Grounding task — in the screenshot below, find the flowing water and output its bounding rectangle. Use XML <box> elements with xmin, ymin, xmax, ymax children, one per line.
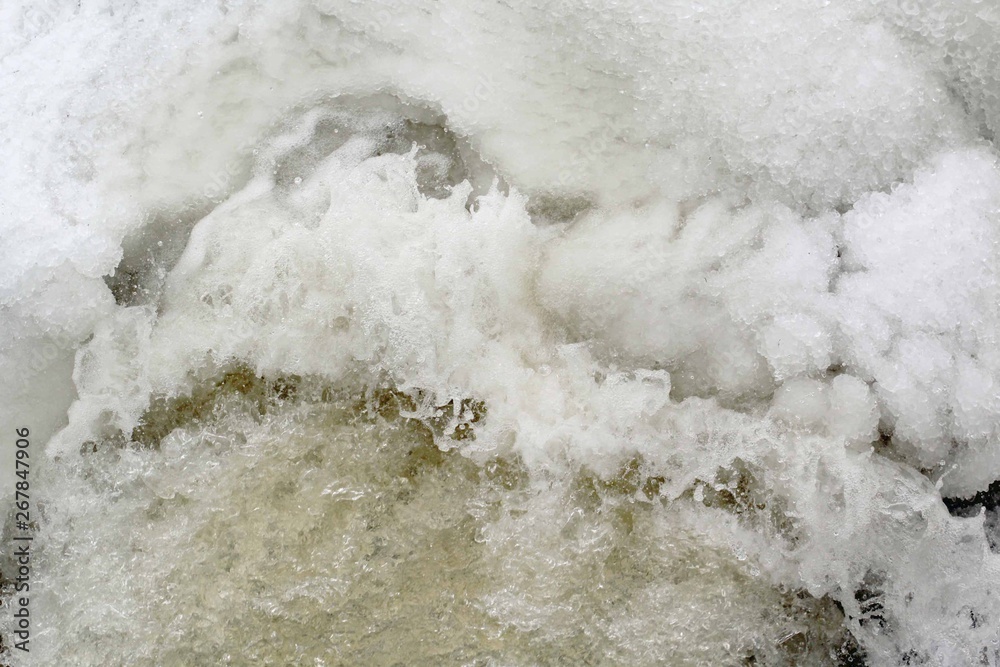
<box><xmin>2</xmin><ymin>1</ymin><xmax>1000</xmax><ymax>665</ymax></box>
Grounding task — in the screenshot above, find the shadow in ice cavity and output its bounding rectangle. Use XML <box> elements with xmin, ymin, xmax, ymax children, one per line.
<box><xmin>105</xmin><ymin>203</ymin><xmax>217</xmax><ymax>308</ymax></box>
<box><xmin>525</xmin><ymin>191</ymin><xmax>594</xmax><ymax>226</ymax></box>
<box><xmin>272</xmin><ymin>93</ymin><xmax>502</xmax><ymax>204</ymax></box>
<box><xmin>943</xmin><ymin>480</ymin><xmax>1000</xmax><ymax>552</ymax></box>
<box><xmin>105</xmin><ymin>94</ymin><xmax>504</xmax><ymax>310</ymax></box>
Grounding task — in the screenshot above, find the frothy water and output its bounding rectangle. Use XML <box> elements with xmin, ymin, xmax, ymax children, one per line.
<box><xmin>2</xmin><ymin>1</ymin><xmax>1000</xmax><ymax>665</ymax></box>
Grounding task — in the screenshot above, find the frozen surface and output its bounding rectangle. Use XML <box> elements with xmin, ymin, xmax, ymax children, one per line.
<box><xmin>3</xmin><ymin>0</ymin><xmax>1000</xmax><ymax>665</ymax></box>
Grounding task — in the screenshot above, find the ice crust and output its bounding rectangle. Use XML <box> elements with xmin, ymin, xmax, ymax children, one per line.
<box><xmin>4</xmin><ymin>0</ymin><xmax>1000</xmax><ymax>664</ymax></box>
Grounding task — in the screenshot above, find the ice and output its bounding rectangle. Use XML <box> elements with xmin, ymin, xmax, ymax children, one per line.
<box><xmin>835</xmin><ymin>150</ymin><xmax>1000</xmax><ymax>486</ymax></box>
<box><xmin>3</xmin><ymin>0</ymin><xmax>1000</xmax><ymax>665</ymax></box>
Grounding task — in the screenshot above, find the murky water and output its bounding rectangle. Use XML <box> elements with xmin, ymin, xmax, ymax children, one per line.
<box><xmin>3</xmin><ymin>1</ymin><xmax>1000</xmax><ymax>665</ymax></box>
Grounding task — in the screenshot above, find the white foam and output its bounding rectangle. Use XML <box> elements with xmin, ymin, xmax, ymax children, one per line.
<box><xmin>4</xmin><ymin>0</ymin><xmax>1000</xmax><ymax>664</ymax></box>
